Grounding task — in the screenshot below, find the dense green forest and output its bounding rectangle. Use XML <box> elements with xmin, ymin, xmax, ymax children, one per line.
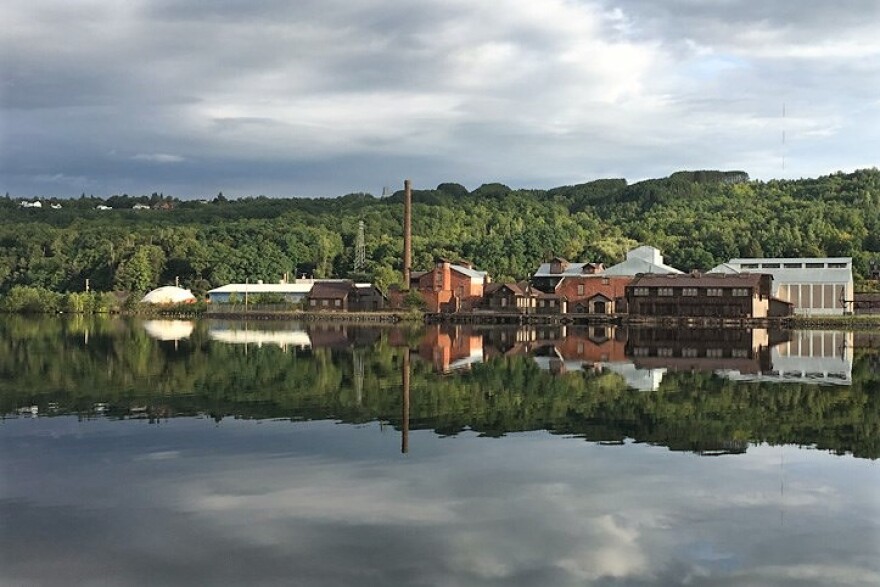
<box><xmin>2</xmin><ymin>317</ymin><xmax>879</xmax><ymax>459</ymax></box>
<box><xmin>3</xmin><ymin>168</ymin><xmax>879</xmax><ymax>298</ymax></box>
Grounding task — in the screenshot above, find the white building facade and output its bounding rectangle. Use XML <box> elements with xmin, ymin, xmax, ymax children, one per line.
<box><xmin>710</xmin><ymin>257</ymin><xmax>854</xmax><ymax>315</ymax></box>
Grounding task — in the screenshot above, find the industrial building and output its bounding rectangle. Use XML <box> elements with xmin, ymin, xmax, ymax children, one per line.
<box><xmin>709</xmin><ymin>257</ymin><xmax>854</xmax><ymax>315</ymax></box>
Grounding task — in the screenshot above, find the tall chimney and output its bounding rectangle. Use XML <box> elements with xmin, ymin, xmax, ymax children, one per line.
<box><xmin>403</xmin><ymin>179</ymin><xmax>412</xmax><ymax>288</ymax></box>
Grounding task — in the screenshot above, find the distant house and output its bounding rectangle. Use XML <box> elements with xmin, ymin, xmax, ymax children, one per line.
<box><xmin>415</xmin><ymin>259</ymin><xmax>488</xmax><ymax>313</ymax></box>
<box><xmin>710</xmin><ymin>257</ymin><xmax>853</xmax><ymax>315</ymax></box>
<box><xmin>19</xmin><ymin>200</ymin><xmax>42</xmax><ymax>208</ymax></box>
<box><xmin>96</xmin><ymin>205</ymin><xmax>112</xmax><ymax>210</ymax></box>
<box><xmin>132</xmin><ymin>203</ymin><xmax>151</xmax><ymax>210</ymax></box>
<box><xmin>554</xmin><ymin>275</ymin><xmax>631</xmax><ymax>314</ymax></box>
<box><xmin>308</xmin><ymin>281</ymin><xmax>355</xmax><ymax>311</ymax></box>
<box><xmin>306</xmin><ymin>281</ymin><xmax>386</xmax><ymax>312</ymax></box>
<box><xmin>626</xmin><ymin>272</ymin><xmax>776</xmax><ymax>318</ymax></box>
<box><xmin>482</xmin><ymin>281</ymin><xmax>536</xmax><ymax>313</ymax></box>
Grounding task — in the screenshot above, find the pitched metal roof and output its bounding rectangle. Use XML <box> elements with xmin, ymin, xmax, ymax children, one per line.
<box><xmin>629</xmin><ymin>272</ymin><xmax>766</xmax><ymax>288</ymax></box>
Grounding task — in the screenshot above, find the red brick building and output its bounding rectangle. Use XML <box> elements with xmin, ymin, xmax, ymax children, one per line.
<box><xmin>414</xmin><ymin>259</ymin><xmax>488</xmax><ymax>313</ymax></box>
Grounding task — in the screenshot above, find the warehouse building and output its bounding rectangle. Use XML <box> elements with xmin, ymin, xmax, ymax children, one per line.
<box><xmin>709</xmin><ymin>257</ymin><xmax>853</xmax><ymax>315</ymax></box>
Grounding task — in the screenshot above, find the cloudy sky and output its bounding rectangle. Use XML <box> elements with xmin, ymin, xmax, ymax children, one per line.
<box><xmin>2</xmin><ymin>0</ymin><xmax>879</xmax><ymax>197</ymax></box>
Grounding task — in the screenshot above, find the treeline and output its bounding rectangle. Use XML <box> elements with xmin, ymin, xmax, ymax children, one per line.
<box><xmin>1</xmin><ymin>317</ymin><xmax>879</xmax><ymax>459</ymax></box>
<box><xmin>3</xmin><ymin>168</ymin><xmax>879</xmax><ymax>297</ymax></box>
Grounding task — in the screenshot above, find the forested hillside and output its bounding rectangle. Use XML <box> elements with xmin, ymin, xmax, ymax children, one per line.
<box><xmin>2</xmin><ymin>168</ymin><xmax>879</xmax><ymax>296</ymax></box>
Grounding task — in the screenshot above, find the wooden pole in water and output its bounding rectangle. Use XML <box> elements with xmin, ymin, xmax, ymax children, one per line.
<box><xmin>402</xmin><ymin>350</ymin><xmax>410</xmax><ymax>454</ymax></box>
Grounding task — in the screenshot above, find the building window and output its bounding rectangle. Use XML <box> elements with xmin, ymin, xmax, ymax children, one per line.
<box><xmin>633</xmin><ymin>287</ymin><xmax>649</xmax><ymax>296</ymax></box>
<box><xmin>731</xmin><ymin>349</ymin><xmax>749</xmax><ymax>358</ymax></box>
<box><xmin>806</xmin><ymin>262</ymin><xmax>825</xmax><ymax>268</ymax></box>
<box><xmin>761</xmin><ymin>263</ymin><xmax>780</xmax><ymax>268</ymax></box>
<box><xmin>310</xmin><ymin>299</ymin><xmax>316</xmax><ymax>307</ymax></box>
<box><xmin>707</xmin><ymin>288</ymin><xmax>723</xmax><ymax>297</ymax></box>
<box><xmin>501</xmin><ymin>298</ymin><xmax>507</xmax><ymax>307</ymax></box>
<box><xmin>602</xmin><ymin>278</ymin><xmax>610</xmax><ymax>285</ymax></box>
<box><xmin>707</xmin><ymin>348</ymin><xmax>723</xmax><ymax>358</ymax></box>
<box><xmin>784</xmin><ymin>263</ymin><xmax>802</xmax><ymax>269</ymax></box>
<box><xmin>658</xmin><ymin>287</ymin><xmax>673</xmax><ymax>297</ymax></box>
<box><xmin>732</xmin><ymin>288</ymin><xmax>750</xmax><ymax>297</ymax></box>
<box><xmin>742</xmin><ymin>263</ymin><xmax>759</xmax><ymax>269</ymax></box>
<box><xmin>682</xmin><ymin>288</ymin><xmax>697</xmax><ymax>296</ymax></box>
<box><xmin>321</xmin><ymin>299</ymin><xmax>329</xmax><ymax>306</ymax></box>
<box><xmin>657</xmin><ymin>347</ymin><xmax>673</xmax><ymax>357</ymax></box>
<box><xmin>682</xmin><ymin>348</ymin><xmax>698</xmax><ymax>358</ymax></box>
<box><xmin>577</xmin><ymin>284</ymin><xmax>585</xmax><ymax>296</ymax></box>
<box><xmin>549</xmin><ymin>299</ymin><xmax>555</xmax><ymax>307</ymax></box>
<box><xmin>828</xmin><ymin>262</ymin><xmax>848</xmax><ymax>268</ymax></box>
<box><xmin>334</xmin><ymin>299</ymin><xmax>342</xmax><ymax>307</ymax></box>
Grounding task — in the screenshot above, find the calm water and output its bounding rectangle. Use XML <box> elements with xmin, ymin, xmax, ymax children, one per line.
<box><xmin>1</xmin><ymin>317</ymin><xmax>879</xmax><ymax>586</ymax></box>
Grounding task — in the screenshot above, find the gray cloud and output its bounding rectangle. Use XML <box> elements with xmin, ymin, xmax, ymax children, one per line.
<box><xmin>1</xmin><ymin>1</ymin><xmax>877</xmax><ymax>196</ymax></box>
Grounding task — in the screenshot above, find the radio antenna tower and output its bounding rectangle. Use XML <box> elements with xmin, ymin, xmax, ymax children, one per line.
<box><xmin>354</xmin><ymin>220</ymin><xmax>366</xmax><ymax>273</ymax></box>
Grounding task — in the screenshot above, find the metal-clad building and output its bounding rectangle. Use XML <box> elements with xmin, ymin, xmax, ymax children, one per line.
<box><xmin>710</xmin><ymin>257</ymin><xmax>853</xmax><ymax>315</ymax></box>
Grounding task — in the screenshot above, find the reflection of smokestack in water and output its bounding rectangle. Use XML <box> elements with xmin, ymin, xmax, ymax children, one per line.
<box><xmin>402</xmin><ymin>350</ymin><xmax>410</xmax><ymax>454</ymax></box>
<box><xmin>403</xmin><ymin>179</ymin><xmax>412</xmax><ymax>288</ymax></box>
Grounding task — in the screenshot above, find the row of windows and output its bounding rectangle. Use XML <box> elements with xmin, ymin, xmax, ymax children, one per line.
<box><xmin>632</xmin><ymin>347</ymin><xmax>752</xmax><ymax>358</ymax></box>
<box><xmin>633</xmin><ymin>287</ymin><xmax>752</xmax><ymax>297</ymax></box>
<box><xmin>740</xmin><ymin>262</ymin><xmax>848</xmax><ymax>269</ymax></box>
<box><xmin>309</xmin><ymin>299</ymin><xmax>343</xmax><ymax>307</ymax></box>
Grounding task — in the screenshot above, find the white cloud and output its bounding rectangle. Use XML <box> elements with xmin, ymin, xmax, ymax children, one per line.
<box><xmin>2</xmin><ymin>0</ymin><xmax>878</xmax><ymax>195</ymax></box>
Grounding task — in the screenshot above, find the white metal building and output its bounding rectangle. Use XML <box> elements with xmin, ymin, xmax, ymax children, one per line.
<box><xmin>603</xmin><ymin>245</ymin><xmax>683</xmax><ymax>276</ymax></box>
<box><xmin>710</xmin><ymin>257</ymin><xmax>854</xmax><ymax>315</ymax></box>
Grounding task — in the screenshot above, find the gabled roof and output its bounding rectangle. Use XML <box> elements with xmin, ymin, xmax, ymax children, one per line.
<box><xmin>533</xmin><ymin>262</ymin><xmax>602</xmax><ymax>278</ymax></box>
<box><xmin>485</xmin><ymin>282</ymin><xmax>528</xmax><ymax>296</ymax></box>
<box><xmin>310</xmin><ymin>280</ymin><xmax>355</xmax><ymax>299</ymax></box>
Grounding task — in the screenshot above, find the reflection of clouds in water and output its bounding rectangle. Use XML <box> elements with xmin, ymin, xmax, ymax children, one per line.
<box><xmin>1</xmin><ymin>419</ymin><xmax>878</xmax><ymax>586</ymax></box>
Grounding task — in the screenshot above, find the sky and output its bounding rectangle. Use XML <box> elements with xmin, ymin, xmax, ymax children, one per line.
<box><xmin>2</xmin><ymin>0</ymin><xmax>879</xmax><ymax>198</ymax></box>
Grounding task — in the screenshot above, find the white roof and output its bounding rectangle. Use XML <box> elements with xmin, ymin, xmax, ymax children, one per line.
<box><xmin>208</xmin><ymin>283</ymin><xmax>314</xmax><ymax>294</ymax></box>
<box><xmin>141</xmin><ymin>286</ymin><xmax>197</xmax><ymax>304</ymax></box>
<box><xmin>451</xmin><ymin>264</ymin><xmax>488</xmax><ymax>281</ymax></box>
<box><xmin>710</xmin><ymin>257</ymin><xmax>853</xmax><ymax>285</ymax></box>
<box><xmin>604</xmin><ymin>246</ymin><xmax>682</xmax><ymax>276</ymax></box>
<box><xmin>208</xmin><ymin>280</ymin><xmax>370</xmax><ymax>295</ymax></box>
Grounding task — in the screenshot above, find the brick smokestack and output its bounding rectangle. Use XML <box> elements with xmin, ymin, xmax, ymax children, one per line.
<box><xmin>403</xmin><ymin>179</ymin><xmax>412</xmax><ymax>288</ymax></box>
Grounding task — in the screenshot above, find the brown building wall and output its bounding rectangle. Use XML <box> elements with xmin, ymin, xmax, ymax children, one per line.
<box><xmin>555</xmin><ymin>276</ymin><xmax>632</xmax><ymax>313</ymax></box>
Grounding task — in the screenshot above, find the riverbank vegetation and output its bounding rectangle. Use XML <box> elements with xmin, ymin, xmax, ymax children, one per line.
<box><xmin>3</xmin><ymin>168</ymin><xmax>879</xmax><ymax>299</ymax></box>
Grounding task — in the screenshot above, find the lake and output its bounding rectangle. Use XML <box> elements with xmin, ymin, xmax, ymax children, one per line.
<box><xmin>1</xmin><ymin>317</ymin><xmax>878</xmax><ymax>586</ymax></box>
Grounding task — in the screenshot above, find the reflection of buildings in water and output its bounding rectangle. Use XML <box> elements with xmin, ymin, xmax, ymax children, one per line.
<box><xmin>600</xmin><ymin>362</ymin><xmax>667</xmax><ymax>392</ymax></box>
<box><xmin>142</xmin><ymin>320</ymin><xmax>195</xmax><ymax>341</ymax></box>
<box><xmin>207</xmin><ymin>325</ymin><xmax>311</xmax><ymax>349</ymax></box>
<box><xmin>419</xmin><ymin>325</ymin><xmax>484</xmax><ymax>373</ymax></box>
<box><xmin>528</xmin><ymin>326</ymin><xmax>631</xmax><ymax>376</ymax></box>
<box><xmin>723</xmin><ymin>330</ymin><xmax>853</xmax><ymax>385</ymax></box>
<box><xmin>626</xmin><ymin>328</ymin><xmax>774</xmax><ymax>375</ymax></box>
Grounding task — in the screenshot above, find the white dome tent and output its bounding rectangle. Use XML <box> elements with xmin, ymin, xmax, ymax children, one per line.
<box><xmin>140</xmin><ymin>286</ymin><xmax>197</xmax><ymax>305</ymax></box>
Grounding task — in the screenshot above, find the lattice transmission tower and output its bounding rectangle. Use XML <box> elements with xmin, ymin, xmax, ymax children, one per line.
<box><xmin>354</xmin><ymin>220</ymin><xmax>366</xmax><ymax>273</ymax></box>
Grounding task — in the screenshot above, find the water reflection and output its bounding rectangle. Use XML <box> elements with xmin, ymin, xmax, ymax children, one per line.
<box><xmin>142</xmin><ymin>319</ymin><xmax>194</xmax><ymax>341</ymax></box>
<box><xmin>2</xmin><ymin>317</ymin><xmax>879</xmax><ymax>585</ymax></box>
<box><xmin>0</xmin><ymin>317</ymin><xmax>878</xmax><ymax>459</ymax></box>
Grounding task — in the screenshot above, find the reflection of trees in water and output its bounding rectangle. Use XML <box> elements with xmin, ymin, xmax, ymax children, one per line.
<box><xmin>1</xmin><ymin>317</ymin><xmax>879</xmax><ymax>459</ymax></box>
